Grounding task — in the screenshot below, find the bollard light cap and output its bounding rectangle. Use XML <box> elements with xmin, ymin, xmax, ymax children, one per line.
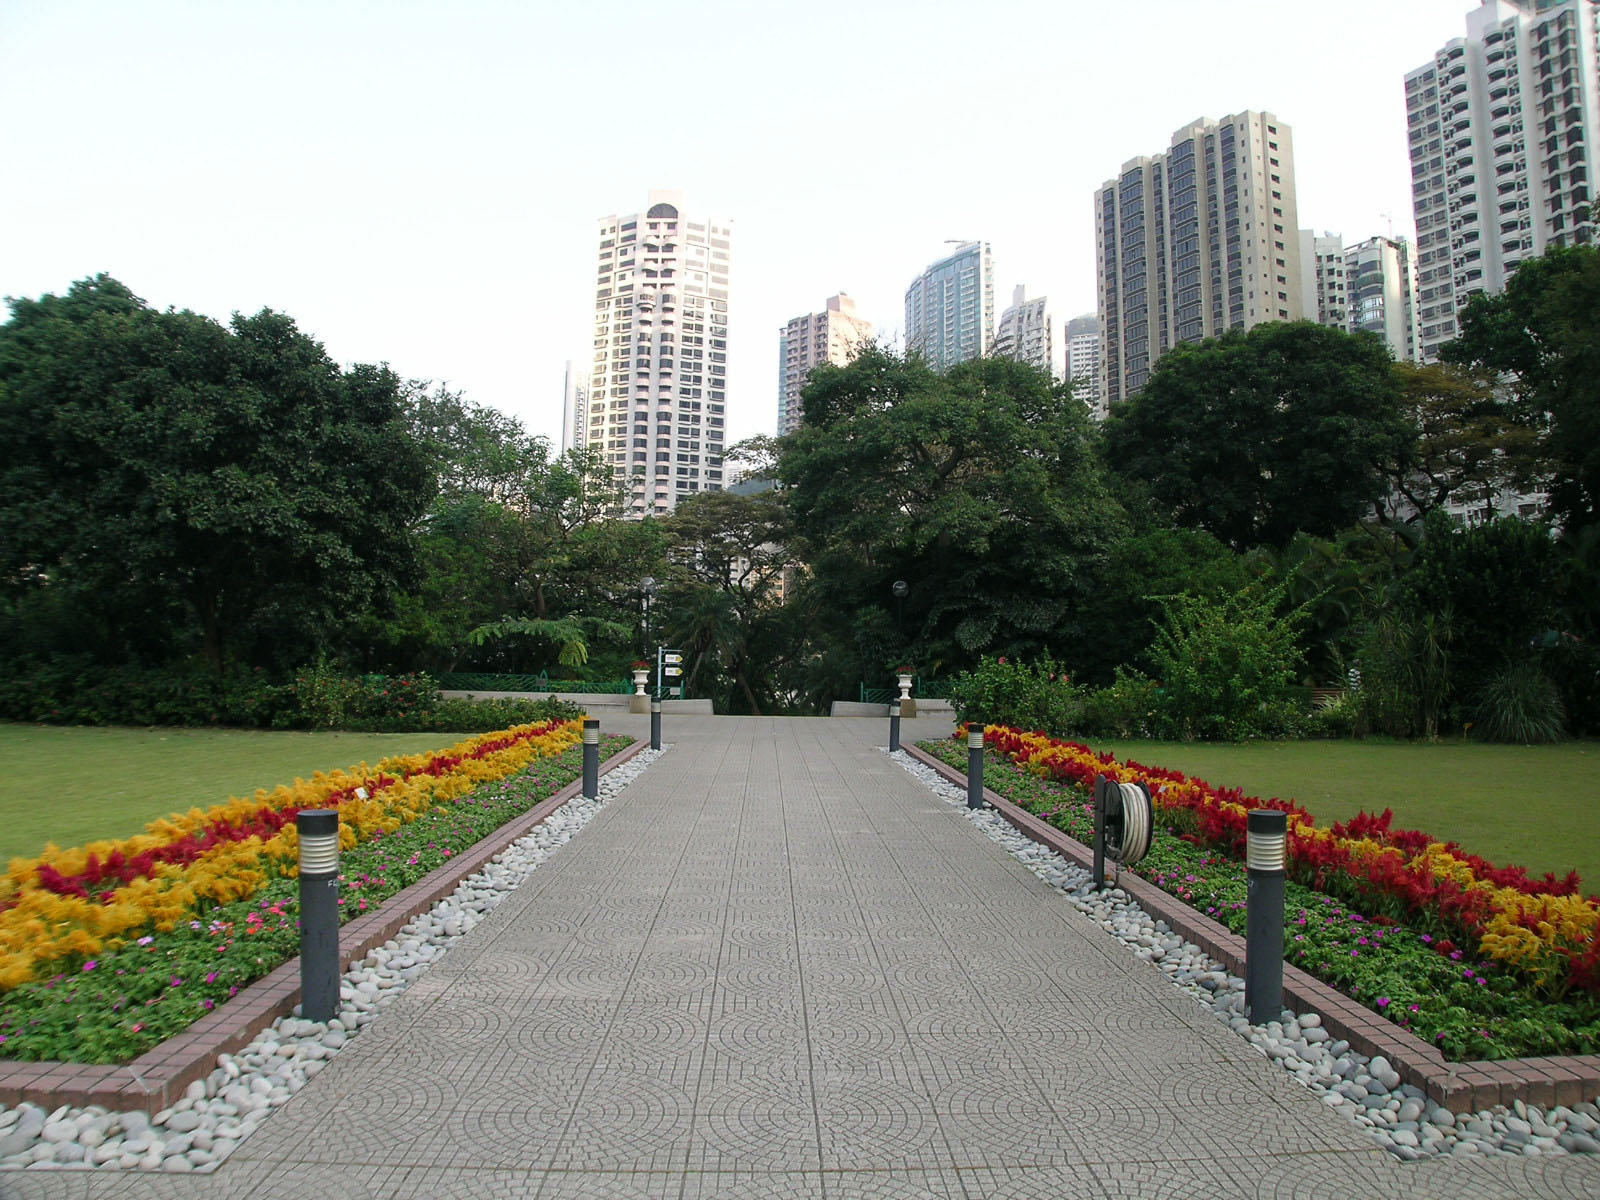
<box><xmin>1246</xmin><ymin>808</ymin><xmax>1288</xmax><ymax>873</ymax></box>
<box><xmin>297</xmin><ymin>809</ymin><xmax>340</xmax><ymax>874</ymax></box>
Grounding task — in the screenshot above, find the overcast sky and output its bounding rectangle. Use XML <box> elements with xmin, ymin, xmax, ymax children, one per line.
<box><xmin>2</xmin><ymin>0</ymin><xmax>1481</xmax><ymax>447</ymax></box>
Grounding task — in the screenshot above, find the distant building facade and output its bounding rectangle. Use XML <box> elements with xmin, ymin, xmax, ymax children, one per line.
<box><xmin>776</xmin><ymin>292</ymin><xmax>873</xmax><ymax>436</ymax></box>
<box><xmin>1345</xmin><ymin>235</ymin><xmax>1420</xmax><ymax>362</ymax></box>
<box><xmin>904</xmin><ymin>241</ymin><xmax>995</xmax><ymax>370</ymax></box>
<box><xmin>584</xmin><ymin>189</ymin><xmax>731</xmax><ymax>517</ymax></box>
<box><xmin>1064</xmin><ymin>313</ymin><xmax>1103</xmax><ymax>415</ymax></box>
<box><xmin>560</xmin><ymin>360</ymin><xmax>587</xmax><ymax>455</ymax></box>
<box><xmin>1405</xmin><ymin>0</ymin><xmax>1599</xmax><ymax>360</ymax></box>
<box><xmin>1299</xmin><ymin>231</ymin><xmax>1349</xmax><ymax>328</ymax></box>
<box><xmin>1095</xmin><ymin>111</ymin><xmax>1303</xmax><ymax>410</ymax></box>
<box><xmin>991</xmin><ymin>285</ymin><xmax>1053</xmax><ymax>373</ymax></box>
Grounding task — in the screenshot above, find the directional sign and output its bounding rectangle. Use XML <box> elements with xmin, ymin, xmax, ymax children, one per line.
<box><xmin>663</xmin><ymin>653</ymin><xmax>683</xmax><ymax>665</ymax></box>
<box><xmin>664</xmin><ymin>665</ymin><xmax>683</xmax><ymax>677</ymax></box>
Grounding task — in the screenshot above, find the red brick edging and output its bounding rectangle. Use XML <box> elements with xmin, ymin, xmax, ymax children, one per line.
<box><xmin>0</xmin><ymin>739</ymin><xmax>648</xmax><ymax>1116</ymax></box>
<box><xmin>904</xmin><ymin>742</ymin><xmax>1600</xmax><ymax>1115</ymax></box>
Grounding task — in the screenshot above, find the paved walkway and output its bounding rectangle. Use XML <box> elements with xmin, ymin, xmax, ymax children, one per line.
<box><xmin>8</xmin><ymin>716</ymin><xmax>1597</xmax><ymax>1199</ymax></box>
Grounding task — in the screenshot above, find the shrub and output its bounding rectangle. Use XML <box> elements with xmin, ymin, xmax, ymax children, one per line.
<box><xmin>1145</xmin><ymin>584</ymin><xmax>1306</xmax><ymax>740</ymax></box>
<box><xmin>945</xmin><ymin>656</ymin><xmax>1082</xmax><ymax>736</ymax></box>
<box><xmin>1469</xmin><ymin>661</ymin><xmax>1566</xmax><ymax>743</ymax></box>
<box><xmin>1077</xmin><ymin>668</ymin><xmax>1163</xmax><ymax>739</ymax></box>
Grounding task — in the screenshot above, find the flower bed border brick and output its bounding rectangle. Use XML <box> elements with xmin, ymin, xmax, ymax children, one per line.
<box><xmin>905</xmin><ymin>742</ymin><xmax>1600</xmax><ymax>1115</ymax></box>
<box><xmin>0</xmin><ymin>738</ymin><xmax>647</xmax><ymax>1116</ymax></box>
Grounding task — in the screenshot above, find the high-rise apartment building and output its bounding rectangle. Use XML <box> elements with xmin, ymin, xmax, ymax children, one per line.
<box><xmin>560</xmin><ymin>360</ymin><xmax>587</xmax><ymax>455</ymax></box>
<box><xmin>1299</xmin><ymin>231</ymin><xmax>1349</xmax><ymax>327</ymax></box>
<box><xmin>904</xmin><ymin>241</ymin><xmax>994</xmax><ymax>371</ymax></box>
<box><xmin>776</xmin><ymin>293</ymin><xmax>873</xmax><ymax>436</ymax></box>
<box><xmin>1345</xmin><ymin>235</ymin><xmax>1421</xmax><ymax>362</ymax></box>
<box><xmin>992</xmin><ymin>285</ymin><xmax>1053</xmax><ymax>373</ymax></box>
<box><xmin>1406</xmin><ymin>0</ymin><xmax>1598</xmax><ymax>360</ymax></box>
<box><xmin>583</xmin><ymin>189</ymin><xmax>731</xmax><ymax>518</ymax></box>
<box><xmin>1064</xmin><ymin>313</ymin><xmax>1104</xmax><ymax>415</ymax></box>
<box><xmin>1095</xmin><ymin>111</ymin><xmax>1303</xmax><ymax>409</ymax></box>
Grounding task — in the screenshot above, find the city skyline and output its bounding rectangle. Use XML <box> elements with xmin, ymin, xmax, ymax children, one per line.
<box><xmin>2</xmin><ymin>0</ymin><xmax>1494</xmax><ymax>448</ymax></box>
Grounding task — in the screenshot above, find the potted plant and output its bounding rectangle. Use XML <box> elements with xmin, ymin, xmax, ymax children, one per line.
<box><xmin>630</xmin><ymin>660</ymin><xmax>650</xmax><ymax>694</ymax></box>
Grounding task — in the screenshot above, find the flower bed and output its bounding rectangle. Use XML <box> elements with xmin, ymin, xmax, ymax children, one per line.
<box><xmin>922</xmin><ymin>728</ymin><xmax>1600</xmax><ymax>1061</ymax></box>
<box><xmin>0</xmin><ymin>722</ymin><xmax>622</xmax><ymax>1063</ymax></box>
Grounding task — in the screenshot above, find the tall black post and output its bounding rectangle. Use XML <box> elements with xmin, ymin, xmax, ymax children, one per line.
<box><xmin>889</xmin><ymin>699</ymin><xmax>901</xmax><ymax>752</ymax></box>
<box><xmin>1093</xmin><ymin>775</ymin><xmax>1108</xmax><ymax>890</ymax></box>
<box><xmin>1245</xmin><ymin>808</ymin><xmax>1288</xmax><ymax>1021</ymax></box>
<box><xmin>650</xmin><ymin>697</ymin><xmax>662</xmax><ymax>751</ymax></box>
<box><xmin>966</xmin><ymin>720</ymin><xmax>985</xmax><ymax>810</ymax></box>
<box><xmin>582</xmin><ymin>718</ymin><xmax>600</xmax><ymax>800</ymax></box>
<box><xmin>296</xmin><ymin>809</ymin><xmax>341</xmax><ymax>1023</ymax></box>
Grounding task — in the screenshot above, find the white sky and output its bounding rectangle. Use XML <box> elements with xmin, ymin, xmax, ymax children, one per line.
<box><xmin>2</xmin><ymin>0</ymin><xmax>1479</xmax><ymax>447</ymax></box>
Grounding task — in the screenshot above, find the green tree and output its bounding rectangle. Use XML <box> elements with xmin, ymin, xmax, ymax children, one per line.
<box><xmin>0</xmin><ymin>276</ymin><xmax>431</xmax><ymax>673</ymax></box>
<box><xmin>1443</xmin><ymin>244</ymin><xmax>1600</xmax><ymax>530</ymax></box>
<box><xmin>1146</xmin><ymin>583</ymin><xmax>1307</xmax><ymax>741</ymax></box>
<box><xmin>657</xmin><ymin>489</ymin><xmax>790</xmax><ymax>714</ymax></box>
<box><xmin>1072</xmin><ymin>529</ymin><xmax>1251</xmax><ymax>686</ymax></box>
<box><xmin>781</xmin><ymin>348</ymin><xmax>1127</xmax><ymax>692</ymax></box>
<box><xmin>1103</xmin><ymin>321</ymin><xmax>1414</xmax><ymax>550</ymax></box>
<box><xmin>1379</xmin><ymin>361</ymin><xmax>1538</xmax><ymax>526</ymax></box>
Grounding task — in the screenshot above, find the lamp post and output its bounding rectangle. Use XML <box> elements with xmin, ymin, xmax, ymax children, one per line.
<box><xmin>891</xmin><ymin>579</ymin><xmax>908</xmax><ymax>645</ymax></box>
<box><xmin>639</xmin><ymin>576</ymin><xmax>658</xmax><ymax>663</ymax></box>
<box><xmin>1245</xmin><ymin>809</ymin><xmax>1288</xmax><ymax>1021</ymax></box>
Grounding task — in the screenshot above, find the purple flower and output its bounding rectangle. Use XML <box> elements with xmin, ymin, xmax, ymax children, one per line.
<box><xmin>1376</xmin><ymin>997</ymin><xmax>1390</xmax><ymax>1008</ymax></box>
<box><xmin>82</xmin><ymin>960</ymin><xmax>97</xmax><ymax>972</ymax></box>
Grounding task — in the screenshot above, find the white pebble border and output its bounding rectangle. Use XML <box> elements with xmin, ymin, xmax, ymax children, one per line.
<box><xmin>0</xmin><ymin>745</ymin><xmax>668</xmax><ymax>1174</ymax></box>
<box><xmin>889</xmin><ymin>748</ymin><xmax>1600</xmax><ymax>1163</ymax></box>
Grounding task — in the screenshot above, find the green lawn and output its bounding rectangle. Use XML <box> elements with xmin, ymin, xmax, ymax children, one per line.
<box><xmin>1079</xmin><ymin>737</ymin><xmax>1600</xmax><ymax>892</ymax></box>
<box><xmin>0</xmin><ymin>724</ymin><xmax>470</xmax><ymax>864</ymax></box>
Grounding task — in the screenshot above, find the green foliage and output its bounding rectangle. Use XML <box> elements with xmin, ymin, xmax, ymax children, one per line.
<box><xmin>1145</xmin><ymin>584</ymin><xmax>1307</xmax><ymax>740</ymax></box>
<box><xmin>1381</xmin><ymin>361</ymin><xmax>1536</xmax><ymax>525</ymax></box>
<box><xmin>1077</xmin><ymin>668</ymin><xmax>1164</xmax><ymax>739</ymax></box>
<box><xmin>1469</xmin><ymin>661</ymin><xmax>1566</xmax><ymax>744</ymax></box>
<box><xmin>1073</xmin><ymin>529</ymin><xmax>1251</xmax><ymax>685</ymax></box>
<box><xmin>782</xmin><ymin>348</ymin><xmax>1127</xmax><ymax>688</ymax></box>
<box><xmin>0</xmin><ymin>276</ymin><xmax>432</xmax><ymax>674</ymax></box>
<box><xmin>945</xmin><ymin>656</ymin><xmax>1082</xmax><ymax>736</ymax></box>
<box><xmin>0</xmin><ymin>657</ymin><xmax>573</xmax><ymax>732</ymax></box>
<box><xmin>1104</xmin><ymin>321</ymin><xmax>1414</xmax><ymax>550</ymax></box>
<box><xmin>1444</xmin><ymin>244</ymin><xmax>1600</xmax><ymax>530</ymax></box>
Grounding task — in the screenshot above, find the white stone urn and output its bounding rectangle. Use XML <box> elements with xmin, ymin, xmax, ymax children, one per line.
<box><xmin>632</xmin><ymin>669</ymin><xmax>649</xmax><ymax>695</ymax></box>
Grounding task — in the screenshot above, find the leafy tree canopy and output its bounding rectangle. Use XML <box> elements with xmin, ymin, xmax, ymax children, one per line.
<box><xmin>0</xmin><ymin>275</ymin><xmax>431</xmax><ymax>672</ymax></box>
<box><xmin>1443</xmin><ymin>244</ymin><xmax>1600</xmax><ymax>530</ymax></box>
<box><xmin>1103</xmin><ymin>321</ymin><xmax>1414</xmax><ymax>550</ymax></box>
<box><xmin>781</xmin><ymin>348</ymin><xmax>1127</xmax><ymax>682</ymax></box>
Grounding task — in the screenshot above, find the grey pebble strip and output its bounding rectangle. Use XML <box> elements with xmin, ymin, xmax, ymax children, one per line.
<box><xmin>886</xmin><ymin>747</ymin><xmax>1600</xmax><ymax>1164</ymax></box>
<box><xmin>0</xmin><ymin>744</ymin><xmax>669</xmax><ymax>1174</ymax></box>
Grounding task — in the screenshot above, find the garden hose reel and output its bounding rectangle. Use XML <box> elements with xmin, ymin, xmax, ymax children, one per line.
<box><xmin>1096</xmin><ymin>777</ymin><xmax>1154</xmax><ymax>886</ymax></box>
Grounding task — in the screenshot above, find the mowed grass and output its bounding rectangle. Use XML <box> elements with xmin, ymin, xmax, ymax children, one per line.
<box><xmin>0</xmin><ymin>723</ymin><xmax>472</xmax><ymax>865</ymax></box>
<box><xmin>1082</xmin><ymin>737</ymin><xmax>1600</xmax><ymax>893</ymax></box>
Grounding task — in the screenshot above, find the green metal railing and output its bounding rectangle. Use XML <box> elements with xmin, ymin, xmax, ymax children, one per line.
<box><xmin>858</xmin><ymin>678</ymin><xmax>947</xmax><ymax>704</ymax></box>
<box><xmin>438</xmin><ymin>673</ymin><xmax>631</xmax><ymax>694</ymax></box>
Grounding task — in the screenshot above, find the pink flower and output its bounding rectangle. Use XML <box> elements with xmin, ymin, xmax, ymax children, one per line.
<box><xmin>82</xmin><ymin>960</ymin><xmax>97</xmax><ymax>972</ymax></box>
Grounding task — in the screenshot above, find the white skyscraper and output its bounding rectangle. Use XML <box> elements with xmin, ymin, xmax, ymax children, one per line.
<box><xmin>584</xmin><ymin>189</ymin><xmax>731</xmax><ymax>517</ymax></box>
<box><xmin>560</xmin><ymin>360</ymin><xmax>587</xmax><ymax>456</ymax></box>
<box><xmin>777</xmin><ymin>293</ymin><xmax>874</xmax><ymax>436</ymax></box>
<box><xmin>1345</xmin><ymin>235</ymin><xmax>1421</xmax><ymax>363</ymax></box>
<box><xmin>1406</xmin><ymin>0</ymin><xmax>1599</xmax><ymax>360</ymax></box>
<box><xmin>1065</xmin><ymin>313</ymin><xmax>1104</xmax><ymax>415</ymax></box>
<box><xmin>904</xmin><ymin>241</ymin><xmax>995</xmax><ymax>371</ymax></box>
<box><xmin>992</xmin><ymin>285</ymin><xmax>1053</xmax><ymax>374</ymax></box>
<box><xmin>1095</xmin><ymin>111</ymin><xmax>1303</xmax><ymax>409</ymax></box>
<box><xmin>1299</xmin><ymin>231</ymin><xmax>1349</xmax><ymax>328</ymax></box>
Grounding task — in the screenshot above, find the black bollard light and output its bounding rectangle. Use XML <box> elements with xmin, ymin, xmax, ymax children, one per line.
<box><xmin>582</xmin><ymin>718</ymin><xmax>600</xmax><ymax>799</ymax></box>
<box><xmin>1245</xmin><ymin>808</ymin><xmax>1288</xmax><ymax>1021</ymax></box>
<box><xmin>297</xmin><ymin>809</ymin><xmax>341</xmax><ymax>1023</ymax></box>
<box><xmin>650</xmin><ymin>696</ymin><xmax>662</xmax><ymax>751</ymax></box>
<box><xmin>1093</xmin><ymin>775</ymin><xmax>1109</xmax><ymax>890</ymax></box>
<box><xmin>966</xmin><ymin>719</ymin><xmax>985</xmax><ymax>810</ymax></box>
<box><xmin>889</xmin><ymin>698</ymin><xmax>902</xmax><ymax>752</ymax></box>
